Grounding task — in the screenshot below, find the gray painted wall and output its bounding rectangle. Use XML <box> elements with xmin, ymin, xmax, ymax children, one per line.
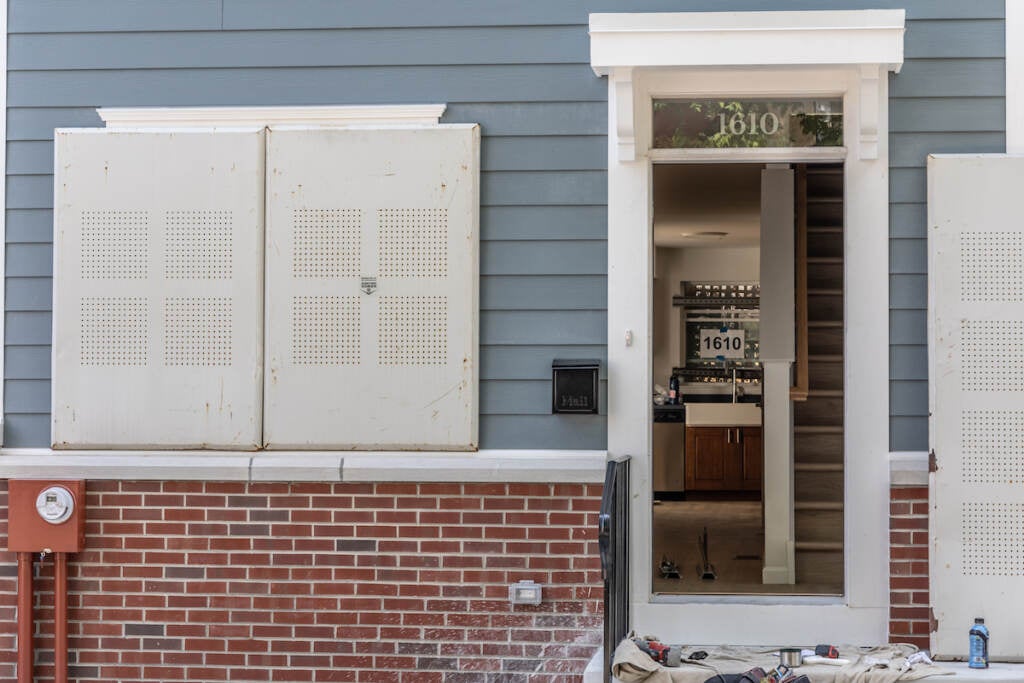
<box><xmin>3</xmin><ymin>0</ymin><xmax>1005</xmax><ymax>450</ymax></box>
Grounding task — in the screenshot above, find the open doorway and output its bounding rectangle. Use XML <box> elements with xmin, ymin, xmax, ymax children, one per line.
<box><xmin>650</xmin><ymin>162</ymin><xmax>844</xmax><ymax>596</ymax></box>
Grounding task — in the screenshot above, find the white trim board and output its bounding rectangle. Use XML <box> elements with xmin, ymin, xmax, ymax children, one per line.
<box><xmin>0</xmin><ymin>449</ymin><xmax>608</xmax><ymax>483</ymax></box>
<box><xmin>592</xmin><ymin>9</ymin><xmax>903</xmax><ymax>645</ymax></box>
<box><xmin>97</xmin><ymin>105</ymin><xmax>446</xmax><ymax>129</ymax></box>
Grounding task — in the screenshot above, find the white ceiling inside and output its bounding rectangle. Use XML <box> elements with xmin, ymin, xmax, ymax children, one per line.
<box><xmin>653</xmin><ymin>163</ymin><xmax>763</xmax><ymax>247</ymax></box>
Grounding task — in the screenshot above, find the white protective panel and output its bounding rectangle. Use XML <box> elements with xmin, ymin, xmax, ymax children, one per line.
<box><xmin>53</xmin><ymin>129</ymin><xmax>264</xmax><ymax>449</ymax></box>
<box><xmin>264</xmin><ymin>126</ymin><xmax>479</xmax><ymax>450</ymax></box>
<box><xmin>928</xmin><ymin>155</ymin><xmax>1024</xmax><ymax>659</ymax></box>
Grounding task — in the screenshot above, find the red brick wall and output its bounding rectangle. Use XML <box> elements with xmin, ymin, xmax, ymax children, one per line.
<box><xmin>889</xmin><ymin>486</ymin><xmax>929</xmax><ymax>650</ymax></box>
<box><xmin>0</xmin><ymin>481</ymin><xmax>604</xmax><ymax>682</ymax></box>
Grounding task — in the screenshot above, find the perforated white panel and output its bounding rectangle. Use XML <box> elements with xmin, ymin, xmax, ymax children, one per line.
<box><xmin>293</xmin><ymin>208</ymin><xmax>362</xmax><ymax>278</ymax></box>
<box><xmin>163</xmin><ymin>297</ymin><xmax>233</xmax><ymax>366</ymax></box>
<box><xmin>960</xmin><ymin>320</ymin><xmax>1024</xmax><ymax>391</ymax></box>
<box><xmin>52</xmin><ymin>128</ymin><xmax>265</xmax><ymax>449</ymax></box>
<box><xmin>929</xmin><ymin>155</ymin><xmax>1024</xmax><ymax>658</ymax></box>
<box><xmin>961</xmin><ymin>503</ymin><xmax>1024</xmax><ymax>576</ymax></box>
<box><xmin>291</xmin><ymin>296</ymin><xmax>361</xmax><ymax>365</ymax></box>
<box><xmin>165</xmin><ymin>210</ymin><xmax>233</xmax><ymax>279</ymax></box>
<box><xmin>378</xmin><ymin>208</ymin><xmax>448</xmax><ymax>277</ymax></box>
<box><xmin>79</xmin><ymin>297</ymin><xmax>148</xmax><ymax>366</ymax></box>
<box><xmin>378</xmin><ymin>296</ymin><xmax>447</xmax><ymax>366</ymax></box>
<box><xmin>264</xmin><ymin>125</ymin><xmax>479</xmax><ymax>449</ymax></box>
<box><xmin>962</xmin><ymin>410</ymin><xmax>1024</xmax><ymax>484</ymax></box>
<box><xmin>960</xmin><ymin>232</ymin><xmax>1024</xmax><ymax>302</ymax></box>
<box><xmin>80</xmin><ymin>210</ymin><xmax>149</xmax><ymax>279</ymax></box>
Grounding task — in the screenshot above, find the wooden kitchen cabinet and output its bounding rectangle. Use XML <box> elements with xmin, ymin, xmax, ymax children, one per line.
<box><xmin>685</xmin><ymin>425</ymin><xmax>762</xmax><ymax>491</ymax></box>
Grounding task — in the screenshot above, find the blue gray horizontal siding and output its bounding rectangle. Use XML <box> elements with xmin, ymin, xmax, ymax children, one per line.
<box><xmin>887</xmin><ymin>6</ymin><xmax>1005</xmax><ymax>451</ymax></box>
<box><xmin>4</xmin><ymin>0</ymin><xmax>1005</xmax><ymax>451</ymax></box>
<box><xmin>5</xmin><ymin>0</ymin><xmax>617</xmax><ymax>449</ymax></box>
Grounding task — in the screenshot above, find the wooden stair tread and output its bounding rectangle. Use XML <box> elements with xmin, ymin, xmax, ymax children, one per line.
<box><xmin>795</xmin><ymin>501</ymin><xmax>844</xmax><ymax>511</ymax></box>
<box><xmin>806</xmin><ymin>389</ymin><xmax>843</xmax><ymax>398</ymax></box>
<box><xmin>809</xmin><ymin>354</ymin><xmax>843</xmax><ymax>362</ymax></box>
<box><xmin>807</xmin><ymin>257</ymin><xmax>843</xmax><ymax>264</ymax></box>
<box><xmin>806</xmin><ymin>197</ymin><xmax>843</xmax><ymax>204</ymax></box>
<box><xmin>795</xmin><ymin>462</ymin><xmax>843</xmax><ymax>472</ymax></box>
<box><xmin>807</xmin><ymin>226</ymin><xmax>843</xmax><ymax>233</ymax></box>
<box><xmin>808</xmin><ymin>320</ymin><xmax>843</xmax><ymax>328</ymax></box>
<box><xmin>795</xmin><ymin>541</ymin><xmax>843</xmax><ymax>551</ymax></box>
<box><xmin>794</xmin><ymin>425</ymin><xmax>843</xmax><ymax>434</ymax></box>
<box><xmin>808</xmin><ymin>288</ymin><xmax>842</xmax><ymax>296</ymax></box>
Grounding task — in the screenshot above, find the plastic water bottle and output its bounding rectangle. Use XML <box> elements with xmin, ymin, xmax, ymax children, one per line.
<box><xmin>969</xmin><ymin>617</ymin><xmax>989</xmax><ymax>669</ymax></box>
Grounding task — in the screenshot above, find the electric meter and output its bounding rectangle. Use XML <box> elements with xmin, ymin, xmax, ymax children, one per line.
<box><xmin>36</xmin><ymin>486</ymin><xmax>75</xmax><ymax>524</ymax></box>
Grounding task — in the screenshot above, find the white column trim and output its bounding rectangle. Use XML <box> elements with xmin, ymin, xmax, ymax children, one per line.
<box><xmin>858</xmin><ymin>64</ymin><xmax>882</xmax><ymax>159</ymax></box>
<box><xmin>1007</xmin><ymin>1</ymin><xmax>1023</xmax><ymax>153</ymax></box>
<box><xmin>591</xmin><ymin>8</ymin><xmax>904</xmax><ymax>645</ymax></box>
<box><xmin>613</xmin><ymin>68</ymin><xmax>637</xmax><ymax>161</ymax></box>
<box><xmin>96</xmin><ymin>104</ymin><xmax>447</xmax><ymax>129</ymax></box>
<box><xmin>0</xmin><ymin>449</ymin><xmax>608</xmax><ymax>483</ymax></box>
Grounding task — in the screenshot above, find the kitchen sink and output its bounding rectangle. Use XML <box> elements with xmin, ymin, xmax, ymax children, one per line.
<box><xmin>684</xmin><ymin>402</ymin><xmax>762</xmax><ymax>426</ymax></box>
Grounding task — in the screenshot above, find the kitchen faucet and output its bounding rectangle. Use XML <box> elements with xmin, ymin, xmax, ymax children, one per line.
<box><xmin>730</xmin><ymin>364</ymin><xmax>745</xmax><ymax>403</ymax></box>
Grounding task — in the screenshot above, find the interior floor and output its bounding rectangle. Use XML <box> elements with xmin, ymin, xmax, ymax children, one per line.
<box><xmin>652</xmin><ymin>500</ymin><xmax>843</xmax><ymax>595</ymax></box>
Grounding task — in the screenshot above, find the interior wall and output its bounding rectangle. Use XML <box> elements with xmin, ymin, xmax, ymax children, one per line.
<box><xmin>652</xmin><ymin>246</ymin><xmax>760</xmax><ymax>386</ymax></box>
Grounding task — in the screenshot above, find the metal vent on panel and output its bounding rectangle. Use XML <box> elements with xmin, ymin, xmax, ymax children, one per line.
<box><xmin>378</xmin><ymin>296</ymin><xmax>447</xmax><ymax>366</ymax></box>
<box><xmin>962</xmin><ymin>410</ymin><xmax>1024</xmax><ymax>483</ymax></box>
<box><xmin>378</xmin><ymin>208</ymin><xmax>448</xmax><ymax>277</ymax></box>
<box><xmin>292</xmin><ymin>209</ymin><xmax>362</xmax><ymax>278</ymax></box>
<box><xmin>80</xmin><ymin>297</ymin><xmax>148</xmax><ymax>366</ymax></box>
<box><xmin>291</xmin><ymin>296</ymin><xmax>360</xmax><ymax>365</ymax></box>
<box><xmin>961</xmin><ymin>502</ymin><xmax>1024</xmax><ymax>576</ymax></box>
<box><xmin>163</xmin><ymin>297</ymin><xmax>233</xmax><ymax>366</ymax></box>
<box><xmin>960</xmin><ymin>320</ymin><xmax>1024</xmax><ymax>391</ymax></box>
<box><xmin>960</xmin><ymin>232</ymin><xmax>1024</xmax><ymax>302</ymax></box>
<box><xmin>80</xmin><ymin>210</ymin><xmax>149</xmax><ymax>279</ymax></box>
<box><xmin>165</xmin><ymin>210</ymin><xmax>233</xmax><ymax>279</ymax></box>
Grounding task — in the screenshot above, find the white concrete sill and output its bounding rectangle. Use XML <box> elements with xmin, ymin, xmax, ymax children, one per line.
<box><xmin>939</xmin><ymin>663</ymin><xmax>1024</xmax><ymax>682</ymax></box>
<box><xmin>890</xmin><ymin>451</ymin><xmax>929</xmax><ymax>486</ymax></box>
<box><xmin>0</xmin><ymin>449</ymin><xmax>608</xmax><ymax>483</ymax></box>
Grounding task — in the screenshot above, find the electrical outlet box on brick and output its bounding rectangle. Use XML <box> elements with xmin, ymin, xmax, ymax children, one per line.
<box><xmin>7</xmin><ymin>480</ymin><xmax>86</xmax><ymax>553</ymax></box>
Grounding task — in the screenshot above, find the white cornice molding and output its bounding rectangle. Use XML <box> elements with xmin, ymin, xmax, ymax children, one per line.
<box><xmin>97</xmin><ymin>104</ymin><xmax>447</xmax><ymax>129</ymax></box>
<box><xmin>589</xmin><ymin>10</ymin><xmax>904</xmax><ymax>161</ymax></box>
<box><xmin>589</xmin><ymin>10</ymin><xmax>905</xmax><ymax>75</ymax></box>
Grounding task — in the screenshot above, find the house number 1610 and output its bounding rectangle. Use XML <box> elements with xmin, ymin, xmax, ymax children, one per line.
<box><xmin>719</xmin><ymin>112</ymin><xmax>781</xmax><ymax>136</ymax></box>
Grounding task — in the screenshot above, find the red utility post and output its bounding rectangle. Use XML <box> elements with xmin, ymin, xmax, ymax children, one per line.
<box><xmin>16</xmin><ymin>553</ymin><xmax>32</xmax><ymax>683</ymax></box>
<box><xmin>7</xmin><ymin>480</ymin><xmax>86</xmax><ymax>683</ymax></box>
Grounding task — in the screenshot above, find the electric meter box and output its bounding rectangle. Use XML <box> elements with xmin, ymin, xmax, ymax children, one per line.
<box><xmin>7</xmin><ymin>480</ymin><xmax>86</xmax><ymax>552</ymax></box>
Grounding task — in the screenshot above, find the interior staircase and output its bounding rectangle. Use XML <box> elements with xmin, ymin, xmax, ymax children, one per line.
<box><xmin>792</xmin><ymin>163</ymin><xmax>845</xmax><ymax>592</ymax></box>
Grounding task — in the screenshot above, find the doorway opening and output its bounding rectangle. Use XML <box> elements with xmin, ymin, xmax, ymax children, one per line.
<box><xmin>651</xmin><ymin>162</ymin><xmax>844</xmax><ymax>596</ymax></box>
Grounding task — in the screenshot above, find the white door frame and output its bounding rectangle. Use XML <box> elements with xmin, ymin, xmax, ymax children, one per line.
<box><xmin>591</xmin><ymin>10</ymin><xmax>904</xmax><ymax>644</ymax></box>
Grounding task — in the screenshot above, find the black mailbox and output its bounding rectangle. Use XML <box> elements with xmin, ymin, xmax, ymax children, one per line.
<box><xmin>552</xmin><ymin>359</ymin><xmax>600</xmax><ymax>414</ymax></box>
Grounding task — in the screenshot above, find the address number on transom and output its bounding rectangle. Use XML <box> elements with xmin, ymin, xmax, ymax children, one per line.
<box><xmin>699</xmin><ymin>328</ymin><xmax>745</xmax><ymax>359</ymax></box>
